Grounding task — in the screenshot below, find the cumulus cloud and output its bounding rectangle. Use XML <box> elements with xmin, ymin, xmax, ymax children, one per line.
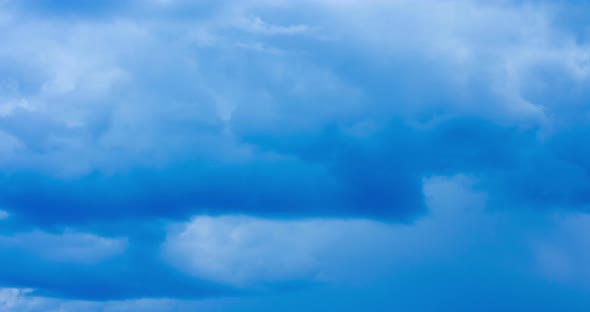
<box><xmin>0</xmin><ymin>0</ymin><xmax>589</xmax><ymax>307</ymax></box>
<box><xmin>0</xmin><ymin>0</ymin><xmax>587</xmax><ymax>174</ymax></box>
<box><xmin>160</xmin><ymin>175</ymin><xmax>584</xmax><ymax>287</ymax></box>
<box><xmin>160</xmin><ymin>175</ymin><xmax>590</xmax><ymax>310</ymax></box>
<box><xmin>161</xmin><ymin>175</ymin><xmax>486</xmax><ymax>286</ymax></box>
<box><xmin>163</xmin><ymin>216</ymin><xmax>385</xmax><ymax>287</ymax></box>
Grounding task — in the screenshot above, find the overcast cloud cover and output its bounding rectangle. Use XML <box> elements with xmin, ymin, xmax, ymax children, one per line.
<box><xmin>0</xmin><ymin>0</ymin><xmax>590</xmax><ymax>311</ymax></box>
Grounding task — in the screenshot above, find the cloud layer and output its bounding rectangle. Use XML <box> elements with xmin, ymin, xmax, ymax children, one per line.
<box><xmin>0</xmin><ymin>0</ymin><xmax>589</xmax><ymax>310</ymax></box>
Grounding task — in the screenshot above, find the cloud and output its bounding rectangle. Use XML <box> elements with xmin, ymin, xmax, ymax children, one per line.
<box><xmin>237</xmin><ymin>16</ymin><xmax>309</xmax><ymax>36</ymax></box>
<box><xmin>0</xmin><ymin>229</ymin><xmax>127</xmax><ymax>264</ymax></box>
<box><xmin>0</xmin><ymin>288</ymin><xmax>203</xmax><ymax>312</ymax></box>
<box><xmin>0</xmin><ymin>172</ymin><xmax>588</xmax><ymax>308</ymax></box>
<box><xmin>161</xmin><ymin>175</ymin><xmax>489</xmax><ymax>288</ymax></box>
<box><xmin>0</xmin><ymin>0</ymin><xmax>588</xmax><ymax>218</ymax></box>
<box><xmin>0</xmin><ymin>226</ymin><xmax>234</xmax><ymax>301</ymax></box>
<box><xmin>162</xmin><ymin>216</ymin><xmax>385</xmax><ymax>287</ymax></box>
<box><xmin>0</xmin><ymin>0</ymin><xmax>589</xmax><ymax>306</ymax></box>
<box><xmin>160</xmin><ymin>174</ymin><xmax>590</xmax><ymax>310</ymax></box>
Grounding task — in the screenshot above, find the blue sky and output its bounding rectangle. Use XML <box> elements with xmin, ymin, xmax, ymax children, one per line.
<box><xmin>0</xmin><ymin>0</ymin><xmax>590</xmax><ymax>311</ymax></box>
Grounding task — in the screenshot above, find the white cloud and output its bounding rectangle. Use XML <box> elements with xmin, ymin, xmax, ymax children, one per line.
<box><xmin>162</xmin><ymin>173</ymin><xmax>590</xmax><ymax>291</ymax></box>
<box><xmin>0</xmin><ymin>230</ymin><xmax>127</xmax><ymax>264</ymax></box>
<box><xmin>237</xmin><ymin>16</ymin><xmax>309</xmax><ymax>35</ymax></box>
<box><xmin>0</xmin><ymin>288</ymin><xmax>200</xmax><ymax>312</ymax></box>
<box><xmin>0</xmin><ymin>0</ymin><xmax>587</xmax><ymax>176</ymax></box>
<box><xmin>161</xmin><ymin>175</ymin><xmax>492</xmax><ymax>287</ymax></box>
<box><xmin>0</xmin><ymin>288</ymin><xmax>45</xmax><ymax>312</ymax></box>
<box><xmin>0</xmin><ymin>175</ymin><xmax>584</xmax><ymax>309</ymax></box>
<box><xmin>308</xmin><ymin>0</ymin><xmax>590</xmax><ymax>123</ymax></box>
<box><xmin>163</xmin><ymin>215</ymin><xmax>340</xmax><ymax>286</ymax></box>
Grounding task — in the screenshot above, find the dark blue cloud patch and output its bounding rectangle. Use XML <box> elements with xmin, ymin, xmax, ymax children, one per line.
<box><xmin>0</xmin><ymin>146</ymin><xmax>419</xmax><ymax>229</ymax></box>
<box><xmin>1</xmin><ymin>113</ymin><xmax>588</xmax><ymax>232</ymax></box>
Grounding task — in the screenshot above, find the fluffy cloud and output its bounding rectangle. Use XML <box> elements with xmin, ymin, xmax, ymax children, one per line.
<box><xmin>0</xmin><ymin>0</ymin><xmax>587</xmax><ymax>225</ymax></box>
<box><xmin>160</xmin><ymin>175</ymin><xmax>590</xmax><ymax>310</ymax></box>
<box><xmin>0</xmin><ymin>173</ymin><xmax>588</xmax><ymax>308</ymax></box>
<box><xmin>161</xmin><ymin>175</ymin><xmax>486</xmax><ymax>287</ymax></box>
<box><xmin>0</xmin><ymin>0</ymin><xmax>589</xmax><ymax>307</ymax></box>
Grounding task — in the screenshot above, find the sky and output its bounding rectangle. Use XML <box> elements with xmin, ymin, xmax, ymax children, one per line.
<box><xmin>0</xmin><ymin>0</ymin><xmax>590</xmax><ymax>311</ymax></box>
